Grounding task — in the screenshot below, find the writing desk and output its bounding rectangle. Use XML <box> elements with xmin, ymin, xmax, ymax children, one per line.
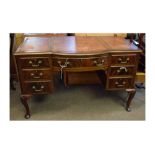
<box><xmin>14</xmin><ymin>36</ymin><xmax>142</xmax><ymax>119</ymax></box>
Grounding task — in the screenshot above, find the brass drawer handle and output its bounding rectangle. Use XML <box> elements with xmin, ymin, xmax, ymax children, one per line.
<box><xmin>32</xmin><ymin>85</ymin><xmax>44</xmax><ymax>92</ymax></box>
<box><xmin>93</xmin><ymin>59</ymin><xmax>104</xmax><ymax>66</ymax></box>
<box><xmin>57</xmin><ymin>59</ymin><xmax>70</xmax><ymax>79</ymax></box>
<box><xmin>30</xmin><ymin>72</ymin><xmax>43</xmax><ymax>79</ymax></box>
<box><xmin>57</xmin><ymin>59</ymin><xmax>70</xmax><ymax>67</ymax></box>
<box><xmin>115</xmin><ymin>81</ymin><xmax>126</xmax><ymax>87</ymax></box>
<box><xmin>118</xmin><ymin>58</ymin><xmax>130</xmax><ymax>64</ymax></box>
<box><xmin>28</xmin><ymin>60</ymin><xmax>43</xmax><ymax>67</ymax></box>
<box><xmin>117</xmin><ymin>67</ymin><xmax>128</xmax><ymax>73</ymax></box>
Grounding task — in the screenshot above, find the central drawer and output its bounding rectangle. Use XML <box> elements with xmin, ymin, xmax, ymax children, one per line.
<box><xmin>52</xmin><ymin>56</ymin><xmax>109</xmax><ymax>68</ymax></box>
<box><xmin>22</xmin><ymin>81</ymin><xmax>52</xmax><ymax>94</ymax></box>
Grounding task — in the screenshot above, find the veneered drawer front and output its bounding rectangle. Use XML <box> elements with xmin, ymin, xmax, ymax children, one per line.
<box><xmin>22</xmin><ymin>69</ymin><xmax>51</xmax><ymax>81</ymax></box>
<box><xmin>107</xmin><ymin>78</ymin><xmax>133</xmax><ymax>89</ymax></box>
<box><xmin>111</xmin><ymin>54</ymin><xmax>137</xmax><ymax>65</ymax></box>
<box><xmin>109</xmin><ymin>66</ymin><xmax>135</xmax><ymax>76</ymax></box>
<box><xmin>22</xmin><ymin>81</ymin><xmax>52</xmax><ymax>94</ymax></box>
<box><xmin>52</xmin><ymin>56</ymin><xmax>109</xmax><ymax>68</ymax></box>
<box><xmin>18</xmin><ymin>57</ymin><xmax>50</xmax><ymax>69</ymax></box>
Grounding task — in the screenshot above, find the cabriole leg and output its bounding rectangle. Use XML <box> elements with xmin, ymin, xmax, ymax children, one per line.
<box><xmin>20</xmin><ymin>95</ymin><xmax>31</xmax><ymax>119</ymax></box>
<box><xmin>126</xmin><ymin>89</ymin><xmax>136</xmax><ymax>112</ymax></box>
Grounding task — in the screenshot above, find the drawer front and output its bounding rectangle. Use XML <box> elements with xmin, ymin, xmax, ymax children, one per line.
<box><xmin>22</xmin><ymin>81</ymin><xmax>52</xmax><ymax>94</ymax></box>
<box><xmin>111</xmin><ymin>54</ymin><xmax>137</xmax><ymax>65</ymax></box>
<box><xmin>109</xmin><ymin>66</ymin><xmax>135</xmax><ymax>76</ymax></box>
<box><xmin>107</xmin><ymin>78</ymin><xmax>133</xmax><ymax>89</ymax></box>
<box><xmin>22</xmin><ymin>69</ymin><xmax>51</xmax><ymax>81</ymax></box>
<box><xmin>52</xmin><ymin>57</ymin><xmax>108</xmax><ymax>68</ymax></box>
<box><xmin>18</xmin><ymin>57</ymin><xmax>50</xmax><ymax>69</ymax></box>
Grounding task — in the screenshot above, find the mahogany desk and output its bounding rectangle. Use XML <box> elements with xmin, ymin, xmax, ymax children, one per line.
<box><xmin>14</xmin><ymin>36</ymin><xmax>142</xmax><ymax>119</ymax></box>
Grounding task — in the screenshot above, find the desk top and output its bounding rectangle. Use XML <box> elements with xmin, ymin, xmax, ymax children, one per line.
<box><xmin>15</xmin><ymin>36</ymin><xmax>141</xmax><ymax>56</ymax></box>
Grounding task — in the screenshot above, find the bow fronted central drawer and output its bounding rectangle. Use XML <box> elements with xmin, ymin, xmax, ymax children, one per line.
<box><xmin>52</xmin><ymin>56</ymin><xmax>109</xmax><ymax>68</ymax></box>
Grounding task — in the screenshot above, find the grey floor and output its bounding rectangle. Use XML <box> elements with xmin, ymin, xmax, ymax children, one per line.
<box><xmin>10</xmin><ymin>79</ymin><xmax>145</xmax><ymax>120</ymax></box>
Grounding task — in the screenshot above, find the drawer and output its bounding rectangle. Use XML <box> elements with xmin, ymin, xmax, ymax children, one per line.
<box><xmin>18</xmin><ymin>57</ymin><xmax>50</xmax><ymax>69</ymax></box>
<box><xmin>22</xmin><ymin>81</ymin><xmax>52</xmax><ymax>94</ymax></box>
<box><xmin>107</xmin><ymin>78</ymin><xmax>133</xmax><ymax>89</ymax></box>
<box><xmin>109</xmin><ymin>66</ymin><xmax>135</xmax><ymax>76</ymax></box>
<box><xmin>52</xmin><ymin>57</ymin><xmax>108</xmax><ymax>68</ymax></box>
<box><xmin>111</xmin><ymin>54</ymin><xmax>137</xmax><ymax>65</ymax></box>
<box><xmin>22</xmin><ymin>69</ymin><xmax>51</xmax><ymax>81</ymax></box>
